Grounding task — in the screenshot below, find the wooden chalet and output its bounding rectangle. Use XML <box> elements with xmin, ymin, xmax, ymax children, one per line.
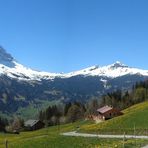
<box><xmin>96</xmin><ymin>105</ymin><xmax>123</xmax><ymax>120</ymax></box>
<box><xmin>88</xmin><ymin>105</ymin><xmax>123</xmax><ymax>121</ymax></box>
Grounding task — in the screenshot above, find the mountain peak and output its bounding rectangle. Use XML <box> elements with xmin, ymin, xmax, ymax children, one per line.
<box><xmin>110</xmin><ymin>61</ymin><xmax>128</xmax><ymax>68</ymax></box>
<box><xmin>115</xmin><ymin>61</ymin><xmax>122</xmax><ymax>64</ymax></box>
<box><xmin>0</xmin><ymin>46</ymin><xmax>15</xmax><ymax>67</ymax></box>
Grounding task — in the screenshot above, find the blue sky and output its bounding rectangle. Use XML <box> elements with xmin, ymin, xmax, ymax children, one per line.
<box><xmin>0</xmin><ymin>0</ymin><xmax>148</xmax><ymax>72</ymax></box>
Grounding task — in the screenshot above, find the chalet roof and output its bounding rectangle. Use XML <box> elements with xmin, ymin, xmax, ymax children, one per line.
<box><xmin>24</xmin><ymin>119</ymin><xmax>39</xmax><ymax>127</ymax></box>
<box><xmin>97</xmin><ymin>105</ymin><xmax>113</xmax><ymax>114</ymax></box>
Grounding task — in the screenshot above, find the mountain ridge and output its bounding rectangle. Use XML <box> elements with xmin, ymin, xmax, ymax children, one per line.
<box><xmin>0</xmin><ymin>47</ymin><xmax>148</xmax><ymax>81</ymax></box>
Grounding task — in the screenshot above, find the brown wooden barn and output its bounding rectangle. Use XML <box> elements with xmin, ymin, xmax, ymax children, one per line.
<box><xmin>96</xmin><ymin>105</ymin><xmax>123</xmax><ymax>120</ymax></box>
<box><xmin>24</xmin><ymin>120</ymin><xmax>45</xmax><ymax>131</ymax></box>
<box><xmin>87</xmin><ymin>105</ymin><xmax>123</xmax><ymax>122</ymax></box>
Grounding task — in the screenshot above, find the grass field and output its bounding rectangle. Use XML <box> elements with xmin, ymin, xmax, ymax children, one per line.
<box><xmin>0</xmin><ymin>120</ymin><xmax>147</xmax><ymax>148</ymax></box>
<box><xmin>0</xmin><ymin>102</ymin><xmax>148</xmax><ymax>147</ymax></box>
<box><xmin>80</xmin><ymin>101</ymin><xmax>148</xmax><ymax>135</ymax></box>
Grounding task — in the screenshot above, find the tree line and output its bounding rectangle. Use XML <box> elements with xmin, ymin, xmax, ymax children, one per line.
<box><xmin>38</xmin><ymin>102</ymin><xmax>86</xmax><ymax>126</ymax></box>
<box><xmin>101</xmin><ymin>80</ymin><xmax>148</xmax><ymax>110</ymax></box>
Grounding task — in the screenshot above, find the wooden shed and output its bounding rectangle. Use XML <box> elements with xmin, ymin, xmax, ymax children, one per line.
<box><xmin>24</xmin><ymin>120</ymin><xmax>45</xmax><ymax>131</ymax></box>
<box><xmin>96</xmin><ymin>105</ymin><xmax>123</xmax><ymax>120</ymax></box>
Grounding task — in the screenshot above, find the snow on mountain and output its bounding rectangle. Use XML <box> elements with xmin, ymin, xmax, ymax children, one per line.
<box><xmin>0</xmin><ymin>47</ymin><xmax>62</xmax><ymax>81</ymax></box>
<box><xmin>0</xmin><ymin>61</ymin><xmax>63</xmax><ymax>81</ymax></box>
<box><xmin>0</xmin><ymin>46</ymin><xmax>148</xmax><ymax>81</ymax></box>
<box><xmin>64</xmin><ymin>61</ymin><xmax>148</xmax><ymax>78</ymax></box>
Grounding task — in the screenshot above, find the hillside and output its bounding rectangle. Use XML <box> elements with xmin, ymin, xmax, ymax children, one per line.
<box><xmin>80</xmin><ymin>101</ymin><xmax>148</xmax><ymax>135</ymax></box>
<box><xmin>0</xmin><ymin>121</ymin><xmax>148</xmax><ymax>148</ymax></box>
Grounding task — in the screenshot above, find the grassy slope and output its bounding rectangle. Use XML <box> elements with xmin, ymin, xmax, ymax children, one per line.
<box><xmin>0</xmin><ymin>102</ymin><xmax>148</xmax><ymax>147</ymax></box>
<box><xmin>80</xmin><ymin>101</ymin><xmax>148</xmax><ymax>135</ymax></box>
<box><xmin>0</xmin><ymin>120</ymin><xmax>147</xmax><ymax>148</ymax></box>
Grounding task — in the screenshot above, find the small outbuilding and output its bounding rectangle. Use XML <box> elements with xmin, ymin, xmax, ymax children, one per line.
<box><xmin>24</xmin><ymin>120</ymin><xmax>44</xmax><ymax>131</ymax></box>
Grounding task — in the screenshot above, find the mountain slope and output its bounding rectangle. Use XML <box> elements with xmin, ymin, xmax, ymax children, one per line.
<box><xmin>0</xmin><ymin>47</ymin><xmax>63</xmax><ymax>81</ymax></box>
<box><xmin>0</xmin><ymin>46</ymin><xmax>148</xmax><ymax>117</ymax></box>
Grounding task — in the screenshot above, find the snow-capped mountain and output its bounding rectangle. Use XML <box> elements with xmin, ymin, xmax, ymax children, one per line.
<box><xmin>65</xmin><ymin>61</ymin><xmax>148</xmax><ymax>78</ymax></box>
<box><xmin>0</xmin><ymin>46</ymin><xmax>63</xmax><ymax>81</ymax></box>
<box><xmin>0</xmin><ymin>61</ymin><xmax>63</xmax><ymax>81</ymax></box>
<box><xmin>0</xmin><ymin>46</ymin><xmax>148</xmax><ymax>81</ymax></box>
<box><xmin>0</xmin><ymin>46</ymin><xmax>148</xmax><ymax>116</ymax></box>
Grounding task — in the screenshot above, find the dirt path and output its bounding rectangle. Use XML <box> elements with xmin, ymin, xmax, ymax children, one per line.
<box><xmin>61</xmin><ymin>131</ymin><xmax>148</xmax><ymax>139</ymax></box>
<box><xmin>142</xmin><ymin>145</ymin><xmax>148</xmax><ymax>148</ymax></box>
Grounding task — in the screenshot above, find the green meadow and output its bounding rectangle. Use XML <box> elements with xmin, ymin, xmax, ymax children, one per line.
<box><xmin>0</xmin><ymin>120</ymin><xmax>147</xmax><ymax>148</ymax></box>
